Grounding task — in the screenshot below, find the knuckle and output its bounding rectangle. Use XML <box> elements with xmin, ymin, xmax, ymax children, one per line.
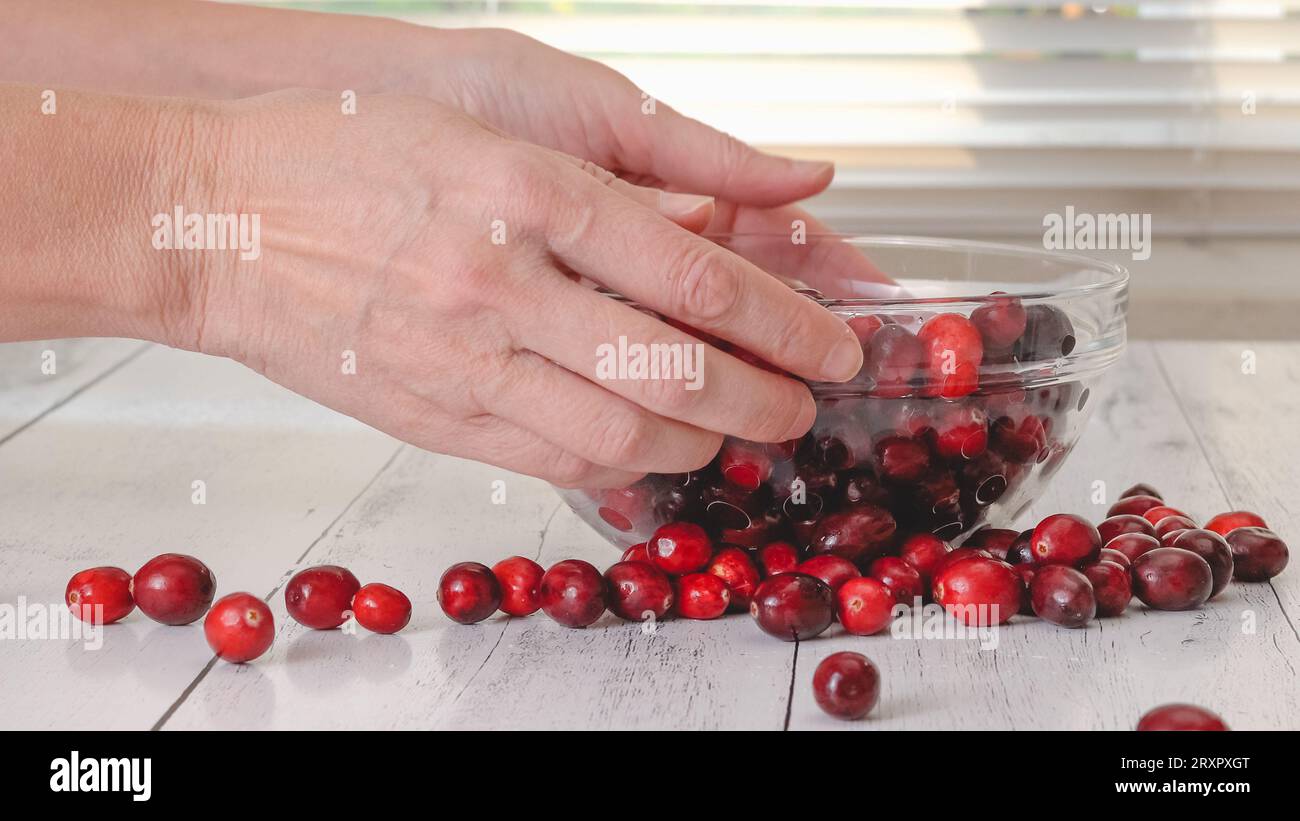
<box><xmin>547</xmin><ymin>452</ymin><xmax>599</xmax><ymax>488</ymax></box>
<box><xmin>637</xmin><ymin>367</ymin><xmax>700</xmax><ymax>415</ymax></box>
<box><xmin>667</xmin><ymin>243</ymin><xmax>742</xmax><ymax>324</ymax></box>
<box><xmin>587</xmin><ymin>409</ymin><xmax>655</xmax><ymax>466</ymax></box>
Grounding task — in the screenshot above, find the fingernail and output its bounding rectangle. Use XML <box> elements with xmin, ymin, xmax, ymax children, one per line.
<box><xmin>821</xmin><ymin>333</ymin><xmax>864</xmax><ymax>381</ymax></box>
<box><xmin>658</xmin><ymin>191</ymin><xmax>714</xmax><ymax>218</ymax></box>
<box><xmin>790</xmin><ymin>159</ymin><xmax>834</xmax><ymax>178</ymax></box>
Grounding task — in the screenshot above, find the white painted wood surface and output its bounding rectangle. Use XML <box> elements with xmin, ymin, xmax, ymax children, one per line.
<box><xmin>0</xmin><ymin>339</ymin><xmax>1295</xmax><ymax>730</ymax></box>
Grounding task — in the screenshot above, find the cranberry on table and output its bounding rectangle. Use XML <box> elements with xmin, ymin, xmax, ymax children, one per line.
<box><xmin>1224</xmin><ymin>527</ymin><xmax>1289</xmax><ymax>582</ymax></box>
<box><xmin>1083</xmin><ymin>561</ymin><xmax>1132</xmax><ymax>617</ymax></box>
<box><xmin>1098</xmin><ymin>514</ymin><xmax>1156</xmax><ymax>545</ymax></box>
<box><xmin>604</xmin><ymin>560</ymin><xmax>674</xmax><ymax>621</ymax></box>
<box><xmin>1105</xmin><ymin>532</ymin><xmax>1160</xmax><ymax>564</ymax></box>
<box><xmin>204</xmin><ymin>592</ymin><xmax>274</xmax><ymax>663</ymax></box>
<box><xmin>352</xmin><ymin>583</ymin><xmax>412</xmax><ymax>634</ymax></box>
<box><xmin>1119</xmin><ymin>483</ymin><xmax>1162</xmax><ymax>501</ymax></box>
<box><xmin>808</xmin><ymin>506</ymin><xmax>897</xmax><ymax>562</ymax></box>
<box><xmin>749</xmin><ymin>573</ymin><xmax>835</xmax><ymax>642</ymax></box>
<box><xmin>539</xmin><ymin>559</ymin><xmax>607</xmax><ymax>628</ymax></box>
<box><xmin>1131</xmin><ymin>548</ymin><xmax>1213</xmax><ymax>611</ymax></box>
<box><xmin>797</xmin><ymin>555</ymin><xmax>860</xmax><ymax>595</ymax></box>
<box><xmin>647</xmin><ymin>522</ymin><xmax>713</xmax><ymax>576</ymax></box>
<box><xmin>65</xmin><ymin>567</ymin><xmax>134</xmax><ymax>625</ymax></box>
<box><xmin>492</xmin><ymin>555</ymin><xmax>545</xmax><ymax>617</ymax></box>
<box><xmin>933</xmin><ymin>558</ymin><xmax>1021</xmax><ymax>626</ymax></box>
<box><xmin>931</xmin><ymin>547</ymin><xmax>994</xmax><ymax>579</ymax></box>
<box><xmin>1136</xmin><ymin>704</ymin><xmax>1229</xmax><ymax>731</ymax></box>
<box><xmin>963</xmin><ymin>528</ymin><xmax>1020</xmax><ymax>562</ymax></box>
<box><xmin>1031</xmin><ymin>513</ymin><xmax>1102</xmax><ymax>566</ymax></box>
<box><xmin>1012</xmin><ymin>565</ymin><xmax>1036</xmax><ymax>614</ymax></box>
<box><xmin>898</xmin><ymin>532</ymin><xmax>951</xmax><ymax>581</ymax></box>
<box><xmin>1143</xmin><ymin>505</ymin><xmax>1192</xmax><ymax>526</ymax></box>
<box><xmin>1106</xmin><ymin>494</ymin><xmax>1165</xmax><ymax>519</ymax></box>
<box><xmin>706</xmin><ymin>547</ymin><xmax>761</xmax><ymax>609</ymax></box>
<box><xmin>676</xmin><ymin>573</ymin><xmax>731</xmax><ymax>620</ymax></box>
<box><xmin>1030</xmin><ymin>565</ymin><xmax>1096</xmax><ymax>628</ymax></box>
<box><xmin>757</xmin><ymin>541</ymin><xmax>801</xmax><ymax>577</ymax></box>
<box><xmin>838</xmin><ymin>577</ymin><xmax>898</xmax><ymax>635</ymax></box>
<box><xmin>1152</xmin><ymin>515</ymin><xmax>1198</xmax><ymax>540</ymax></box>
<box><xmin>1004</xmin><ymin>529</ymin><xmax>1036</xmax><ymax>565</ymax></box>
<box><xmin>438</xmin><ymin>562</ymin><xmax>502</xmax><ymax>624</ymax></box>
<box><xmin>1204</xmin><ymin>510</ymin><xmax>1267</xmax><ymax>537</ymax></box>
<box><xmin>868</xmin><ymin>556</ymin><xmax>925</xmax><ymax>605</ymax></box>
<box><xmin>1097</xmin><ymin>547</ymin><xmax>1132</xmax><ymax>568</ymax></box>
<box><xmin>285</xmin><ymin>565</ymin><xmax>361</xmax><ymax>630</ymax></box>
<box><xmin>1170</xmin><ymin>529</ymin><xmax>1234</xmax><ymax>598</ymax></box>
<box><xmin>813</xmin><ymin>651</ymin><xmax>881</xmax><ymax>720</ymax></box>
<box><xmin>132</xmin><ymin>553</ymin><xmax>216</xmax><ymax>626</ymax></box>
<box><xmin>620</xmin><ymin>543</ymin><xmax>650</xmax><ymax>564</ymax></box>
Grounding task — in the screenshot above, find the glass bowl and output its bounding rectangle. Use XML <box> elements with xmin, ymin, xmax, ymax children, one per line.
<box><xmin>556</xmin><ymin>235</ymin><xmax>1128</xmax><ymax>561</ymax></box>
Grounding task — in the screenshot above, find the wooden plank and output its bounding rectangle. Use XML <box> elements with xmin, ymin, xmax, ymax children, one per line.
<box><xmin>0</xmin><ymin>338</ymin><xmax>146</xmax><ymax>443</ymax></box>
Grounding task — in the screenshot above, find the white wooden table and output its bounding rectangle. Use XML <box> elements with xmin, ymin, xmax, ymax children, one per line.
<box><xmin>0</xmin><ymin>340</ymin><xmax>1296</xmax><ymax>730</ymax></box>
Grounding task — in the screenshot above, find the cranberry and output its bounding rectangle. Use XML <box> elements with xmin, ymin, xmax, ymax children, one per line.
<box><xmin>1030</xmin><ymin>514</ymin><xmax>1102</xmax><ymax>566</ymax></box>
<box><xmin>204</xmin><ymin>592</ymin><xmax>274</xmax><ymax>663</ymax></box>
<box><xmin>836</xmin><ymin>577</ymin><xmax>896</xmax><ymax>635</ymax></box>
<box><xmin>1098</xmin><ymin>514</ymin><xmax>1156</xmax><ymax>544</ymax></box>
<box><xmin>1083</xmin><ymin>561</ymin><xmax>1132</xmax><ymax>617</ymax></box>
<box><xmin>868</xmin><ymin>556</ymin><xmax>925</xmax><ymax>604</ymax></box>
<box><xmin>842</xmin><ymin>470</ymin><xmax>891</xmax><ymax>507</ymax></box>
<box><xmin>1012</xmin><ymin>565</ymin><xmax>1036</xmax><ymax>614</ymax></box>
<box><xmin>1132</xmin><ymin>548</ymin><xmax>1213</xmax><ymax>611</ymax></box>
<box><xmin>596</xmin><ymin>485</ymin><xmax>652</xmax><ymax>532</ymax></box>
<box><xmin>933</xmin><ymin>558</ymin><xmax>1020</xmax><ymax>626</ymax></box>
<box><xmin>959</xmin><ymin>450</ymin><xmax>1010</xmax><ymax>506</ymax></box>
<box><xmin>1030</xmin><ymin>565</ymin><xmax>1096</xmax><ymax>628</ymax></box>
<box><xmin>749</xmin><ymin>573</ymin><xmax>835</xmax><ymax>641</ymax></box>
<box><xmin>898</xmin><ymin>533</ymin><xmax>950</xmax><ymax>581</ymax></box>
<box><xmin>1136</xmin><ymin>704</ymin><xmax>1229</xmax><ymax>731</ymax></box>
<box><xmin>757</xmin><ymin>541</ymin><xmax>801</xmax><ymax>577</ymax></box>
<box><xmin>285</xmin><ymin>565</ymin><xmax>360</xmax><ymax>630</ymax></box>
<box><xmin>963</xmin><ymin>528</ymin><xmax>1020</xmax><ymax>562</ymax></box>
<box><xmin>1204</xmin><ymin>510</ymin><xmax>1267</xmax><ymax>537</ymax></box>
<box><xmin>874</xmin><ymin>435</ymin><xmax>929</xmax><ymax>483</ymax></box>
<box><xmin>809</xmin><ymin>506</ymin><xmax>896</xmax><ymax>562</ymax></box>
<box><xmin>538</xmin><ymin>559</ymin><xmax>607</xmax><ymax>628</ymax></box>
<box><xmin>798</xmin><ymin>555</ymin><xmax>860</xmax><ymax>594</ymax></box>
<box><xmin>132</xmin><ymin>553</ymin><xmax>216</xmax><ymax>626</ymax></box>
<box><xmin>1105</xmin><ymin>532</ymin><xmax>1161</xmax><ymax>564</ymax></box>
<box><xmin>1169</xmin><ymin>529</ymin><xmax>1234</xmax><ymax>598</ymax></box>
<box><xmin>918</xmin><ymin>313</ymin><xmax>983</xmax><ymax>399</ymax></box>
<box><xmin>647</xmin><ymin>521</ymin><xmax>713</xmax><ymax>576</ymax></box>
<box><xmin>1120</xmin><ymin>483</ymin><xmax>1162</xmax><ymax>500</ymax></box>
<box><xmin>990</xmin><ymin>413</ymin><xmax>1047</xmax><ymax>463</ymax></box>
<box><xmin>813</xmin><ymin>651</ymin><xmax>881</xmax><ymax>720</ymax></box>
<box><xmin>971</xmin><ymin>293</ymin><xmax>1027</xmax><ymax>349</ymax></box>
<box><xmin>676</xmin><ymin>573</ymin><xmax>731</xmax><ymax>620</ymax></box>
<box><xmin>352</xmin><ymin>583</ymin><xmax>412</xmax><ymax>634</ymax></box>
<box><xmin>1142</xmin><ymin>505</ymin><xmax>1192</xmax><ymax>526</ymax></box>
<box><xmin>1106</xmin><ymin>494</ymin><xmax>1164</xmax><ymax>519</ymax></box>
<box><xmin>933</xmin><ymin>405</ymin><xmax>988</xmax><ymax>460</ymax></box>
<box><xmin>604</xmin><ymin>560</ymin><xmax>674</xmax><ymax>621</ymax></box>
<box><xmin>719</xmin><ymin>440</ymin><xmax>773</xmax><ymax>491</ymax></box>
<box><xmin>862</xmin><ymin>324</ymin><xmax>923</xmax><ymax>398</ymax></box>
<box><xmin>1224</xmin><ymin>527</ymin><xmax>1289</xmax><ymax>582</ymax></box>
<box><xmin>1152</xmin><ymin>515</ymin><xmax>1197</xmax><ymax>540</ymax></box>
<box><xmin>848</xmin><ymin>313</ymin><xmax>884</xmax><ymax>345</ymax></box>
<box><xmin>931</xmin><ymin>547</ymin><xmax>993</xmax><ymax>579</ymax></box>
<box><xmin>438</xmin><ymin>562</ymin><xmax>502</xmax><ymax>624</ymax></box>
<box><xmin>1015</xmin><ymin>304</ymin><xmax>1075</xmax><ymax>361</ymax></box>
<box><xmin>65</xmin><ymin>567</ymin><xmax>134</xmax><ymax>625</ymax></box>
<box><xmin>1097</xmin><ymin>547</ymin><xmax>1132</xmax><ymax>568</ymax></box>
<box><xmin>1004</xmin><ymin>529</ymin><xmax>1036</xmax><ymax>565</ymax></box>
<box><xmin>492</xmin><ymin>556</ymin><xmax>545</xmax><ymax>616</ymax></box>
<box><xmin>706</xmin><ymin>547</ymin><xmax>761</xmax><ymax>609</ymax></box>
<box><xmin>621</xmin><ymin>542</ymin><xmax>650</xmax><ymax>563</ymax></box>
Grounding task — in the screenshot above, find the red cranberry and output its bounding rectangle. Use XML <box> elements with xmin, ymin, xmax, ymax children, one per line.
<box><xmin>1105</xmin><ymin>532</ymin><xmax>1161</xmax><ymax>564</ymax></box>
<box><xmin>1142</xmin><ymin>505</ymin><xmax>1192</xmax><ymax>526</ymax></box>
<box><xmin>539</xmin><ymin>559</ymin><xmax>607</xmax><ymax>628</ymax></box>
<box><xmin>438</xmin><ymin>562</ymin><xmax>502</xmax><ymax>624</ymax></box>
<box><xmin>1153</xmin><ymin>515</ymin><xmax>1197</xmax><ymax>540</ymax></box>
<box><xmin>848</xmin><ymin>313</ymin><xmax>884</xmax><ymax>345</ymax></box>
<box><xmin>809</xmin><ymin>506</ymin><xmax>896</xmax><ymax>562</ymax></box>
<box><xmin>1098</xmin><ymin>547</ymin><xmax>1132</xmax><ymax>568</ymax></box>
<box><xmin>604</xmin><ymin>560</ymin><xmax>674</xmax><ymax>621</ymax></box>
<box><xmin>1030</xmin><ymin>565</ymin><xmax>1096</xmax><ymax>628</ymax></box>
<box><xmin>720</xmin><ymin>440</ymin><xmax>773</xmax><ymax>491</ymax></box>
<box><xmin>917</xmin><ymin>313</ymin><xmax>983</xmax><ymax>399</ymax></box>
<box><xmin>1158</xmin><ymin>528</ymin><xmax>1190</xmax><ymax>547</ymax></box>
<box><xmin>285</xmin><ymin>565</ymin><xmax>360</xmax><ymax>630</ymax></box>
<box><xmin>1120</xmin><ymin>483</ymin><xmax>1162</xmax><ymax>500</ymax></box>
<box><xmin>1004</xmin><ymin>529</ymin><xmax>1036</xmax><ymax>565</ymax></box>
<box><xmin>647</xmin><ymin>521</ymin><xmax>713</xmax><ymax>576</ymax></box>
<box><xmin>1015</xmin><ymin>304</ymin><xmax>1075</xmax><ymax>361</ymax></box>
<box><xmin>1170</xmin><ymin>529</ymin><xmax>1234</xmax><ymax>598</ymax></box>
<box><xmin>798</xmin><ymin>555</ymin><xmax>860</xmax><ymax>595</ymax></box>
<box><xmin>1083</xmin><ymin>561</ymin><xmax>1132</xmax><ymax>617</ymax></box>
<box><xmin>933</xmin><ymin>405</ymin><xmax>988</xmax><ymax>460</ymax></box>
<box><xmin>1136</xmin><ymin>704</ymin><xmax>1229</xmax><ymax>731</ymax></box>
<box><xmin>596</xmin><ymin>485</ymin><xmax>652</xmax><ymax>532</ymax></box>
<box><xmin>963</xmin><ymin>528</ymin><xmax>1020</xmax><ymax>562</ymax></box>
<box><xmin>676</xmin><ymin>573</ymin><xmax>731</xmax><ymax>620</ymax></box>
<box><xmin>898</xmin><ymin>533</ymin><xmax>950</xmax><ymax>581</ymax></box>
<box><xmin>874</xmin><ymin>435</ymin><xmax>929</xmax><ymax>483</ymax></box>
<box><xmin>757</xmin><ymin>541</ymin><xmax>801</xmax><ymax>577</ymax></box>
<box><xmin>204</xmin><ymin>593</ymin><xmax>274</xmax><ymax>663</ymax></box>
<box><xmin>132</xmin><ymin>553</ymin><xmax>216</xmax><ymax>626</ymax></box>
<box><xmin>863</xmin><ymin>324</ymin><xmax>923</xmax><ymax>398</ymax></box>
<box><xmin>65</xmin><ymin>567</ymin><xmax>134</xmax><ymax>625</ymax></box>
<box><xmin>749</xmin><ymin>573</ymin><xmax>835</xmax><ymax>641</ymax></box>
<box><xmin>1107</xmin><ymin>494</ymin><xmax>1165</xmax><ymax>519</ymax></box>
<box><xmin>813</xmin><ymin>651</ymin><xmax>881</xmax><ymax>720</ymax></box>
<box><xmin>868</xmin><ymin>556</ymin><xmax>924</xmax><ymax>604</ymax></box>
<box><xmin>932</xmin><ymin>547</ymin><xmax>993</xmax><ymax>579</ymax></box>
<box><xmin>1205</xmin><ymin>510</ymin><xmax>1267</xmax><ymax>537</ymax></box>
<box><xmin>971</xmin><ymin>293</ymin><xmax>1027</xmax><ymax>349</ymax></box>
<box><xmin>706</xmin><ymin>547</ymin><xmax>761</xmax><ymax>609</ymax></box>
<box><xmin>836</xmin><ymin>577</ymin><xmax>897</xmax><ymax>635</ymax></box>
<box><xmin>1098</xmin><ymin>514</ymin><xmax>1156</xmax><ymax>544</ymax></box>
<box><xmin>991</xmin><ymin>413</ymin><xmax>1047</xmax><ymax>463</ymax></box>
<box><xmin>1012</xmin><ymin>565</ymin><xmax>1036</xmax><ymax>614</ymax></box>
<box><xmin>1030</xmin><ymin>514</ymin><xmax>1102</xmax><ymax>566</ymax></box>
<box><xmin>492</xmin><ymin>556</ymin><xmax>545</xmax><ymax>616</ymax></box>
<box><xmin>933</xmin><ymin>558</ymin><xmax>1020</xmax><ymax>626</ymax></box>
<box><xmin>352</xmin><ymin>583</ymin><xmax>412</xmax><ymax>634</ymax></box>
<box><xmin>1132</xmin><ymin>548</ymin><xmax>1213</xmax><ymax>611</ymax></box>
<box><xmin>1224</xmin><ymin>527</ymin><xmax>1289</xmax><ymax>582</ymax></box>
<box><xmin>620</xmin><ymin>542</ymin><xmax>650</xmax><ymax>563</ymax></box>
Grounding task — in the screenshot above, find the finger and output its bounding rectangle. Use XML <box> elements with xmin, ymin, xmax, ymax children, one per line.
<box><xmin>557</xmin><ymin>153</ymin><xmax>715</xmax><ymax>233</ymax></box>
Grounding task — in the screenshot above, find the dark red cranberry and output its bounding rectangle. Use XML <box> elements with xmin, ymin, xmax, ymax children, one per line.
<box><xmin>706</xmin><ymin>547</ymin><xmax>761</xmax><ymax>609</ymax></box>
<box><xmin>676</xmin><ymin>573</ymin><xmax>731</xmax><ymax>619</ymax></box>
<box><xmin>862</xmin><ymin>324</ymin><xmax>923</xmax><ymax>399</ymax></box>
<box><xmin>958</xmin><ymin>451</ymin><xmax>1010</xmax><ymax>506</ymax></box>
<box><xmin>1030</xmin><ymin>565</ymin><xmax>1096</xmax><ymax>628</ymax></box>
<box><xmin>647</xmin><ymin>521</ymin><xmax>713</xmax><ymax>576</ymax></box>
<box><xmin>719</xmin><ymin>440</ymin><xmax>773</xmax><ymax>491</ymax></box>
<box><xmin>1136</xmin><ymin>704</ymin><xmax>1229</xmax><ymax>731</ymax></box>
<box><xmin>1120</xmin><ymin>483</ymin><xmax>1162</xmax><ymax>501</ymax></box>
<box><xmin>1159</xmin><ymin>528</ymin><xmax>1191</xmax><ymax>547</ymax></box>
<box><xmin>1143</xmin><ymin>505</ymin><xmax>1192</xmax><ymax>526</ymax></box>
<box><xmin>1152</xmin><ymin>515</ymin><xmax>1197</xmax><ymax>540</ymax></box>
<box><xmin>1098</xmin><ymin>547</ymin><xmax>1132</xmax><ymax>568</ymax></box>
<box><xmin>933</xmin><ymin>558</ymin><xmax>1020</xmax><ymax>626</ymax></box>
<box><xmin>931</xmin><ymin>547</ymin><xmax>993</xmax><ymax>580</ymax></box>
<box><xmin>620</xmin><ymin>543</ymin><xmax>650</xmax><ymax>564</ymax></box>
<box><xmin>908</xmin><ymin>470</ymin><xmax>962</xmax><ymax>520</ymax></box>
<box><xmin>1224</xmin><ymin>527</ymin><xmax>1289</xmax><ymax>582</ymax></box>
<box><xmin>990</xmin><ymin>413</ymin><xmax>1047</xmax><ymax>463</ymax></box>
<box><xmin>488</xmin><ymin>556</ymin><xmax>542</xmax><ymax>616</ymax></box>
<box><xmin>1083</xmin><ymin>561</ymin><xmax>1132</xmax><ymax>617</ymax></box>
<box><xmin>874</xmin><ymin>435</ymin><xmax>929</xmax><ymax>483</ymax></box>
<box><xmin>1170</xmin><ymin>529</ymin><xmax>1234</xmax><ymax>598</ymax></box>
<box><xmin>1004</xmin><ymin>529</ymin><xmax>1036</xmax><ymax>565</ymax></box>
<box><xmin>963</xmin><ymin>528</ymin><xmax>1020</xmax><ymax>562</ymax></box>
<box><xmin>809</xmin><ymin>506</ymin><xmax>896</xmax><ymax>562</ymax></box>
<box><xmin>539</xmin><ymin>559</ymin><xmax>607</xmax><ymax>628</ymax></box>
<box><xmin>813</xmin><ymin>651</ymin><xmax>881</xmax><ymax>720</ymax></box>
<box><xmin>285</xmin><ymin>565</ymin><xmax>361</xmax><ymax>630</ymax></box>
<box><xmin>971</xmin><ymin>293</ymin><xmax>1027</xmax><ymax>349</ymax></box>
<box><xmin>1015</xmin><ymin>304</ymin><xmax>1075</xmax><ymax>361</ymax></box>
<box><xmin>1205</xmin><ymin>511</ymin><xmax>1267</xmax><ymax>537</ymax></box>
<box><xmin>1030</xmin><ymin>514</ymin><xmax>1102</xmax><ymax>566</ymax></box>
<box><xmin>204</xmin><ymin>592</ymin><xmax>274</xmax><ymax>663</ymax></box>
<box><xmin>1012</xmin><ymin>565</ymin><xmax>1036</xmax><ymax>614</ymax></box>
<box><xmin>1106</xmin><ymin>532</ymin><xmax>1161</xmax><ymax>564</ymax></box>
<box><xmin>719</xmin><ymin>508</ymin><xmax>778</xmax><ymax>549</ymax></box>
<box><xmin>352</xmin><ymin>583</ymin><xmax>412</xmax><ymax>634</ymax></box>
<box><xmin>797</xmin><ymin>555</ymin><xmax>860</xmax><ymax>595</ymax></box>
<box><xmin>757</xmin><ymin>541</ymin><xmax>801</xmax><ymax>577</ymax></box>
<box><xmin>604</xmin><ymin>560</ymin><xmax>673</xmax><ymax>621</ymax></box>
<box><xmin>132</xmin><ymin>553</ymin><xmax>216</xmax><ymax>626</ymax></box>
<box><xmin>1106</xmin><ymin>494</ymin><xmax>1165</xmax><ymax>519</ymax></box>
<box><xmin>749</xmin><ymin>573</ymin><xmax>835</xmax><ymax>641</ymax></box>
<box><xmin>836</xmin><ymin>577</ymin><xmax>897</xmax><ymax>635</ymax></box>
<box><xmin>868</xmin><ymin>556</ymin><xmax>924</xmax><ymax>605</ymax></box>
<box><xmin>1098</xmin><ymin>514</ymin><xmax>1156</xmax><ymax>544</ymax></box>
<box><xmin>438</xmin><ymin>562</ymin><xmax>502</xmax><ymax>624</ymax></box>
<box><xmin>933</xmin><ymin>405</ymin><xmax>988</xmax><ymax>460</ymax></box>
<box><xmin>842</xmin><ymin>470</ymin><xmax>891</xmax><ymax>507</ymax></box>
<box><xmin>917</xmin><ymin>313</ymin><xmax>983</xmax><ymax>399</ymax></box>
<box><xmin>898</xmin><ymin>533</ymin><xmax>950</xmax><ymax>581</ymax></box>
<box><xmin>812</xmin><ymin>434</ymin><xmax>859</xmax><ymax>472</ymax></box>
<box><xmin>1132</xmin><ymin>548</ymin><xmax>1213</xmax><ymax>611</ymax></box>
<box><xmin>65</xmin><ymin>567</ymin><xmax>134</xmax><ymax>625</ymax></box>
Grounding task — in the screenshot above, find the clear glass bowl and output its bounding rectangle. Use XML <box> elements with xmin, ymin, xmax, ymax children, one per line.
<box><xmin>556</xmin><ymin>235</ymin><xmax>1128</xmax><ymax>561</ymax></box>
